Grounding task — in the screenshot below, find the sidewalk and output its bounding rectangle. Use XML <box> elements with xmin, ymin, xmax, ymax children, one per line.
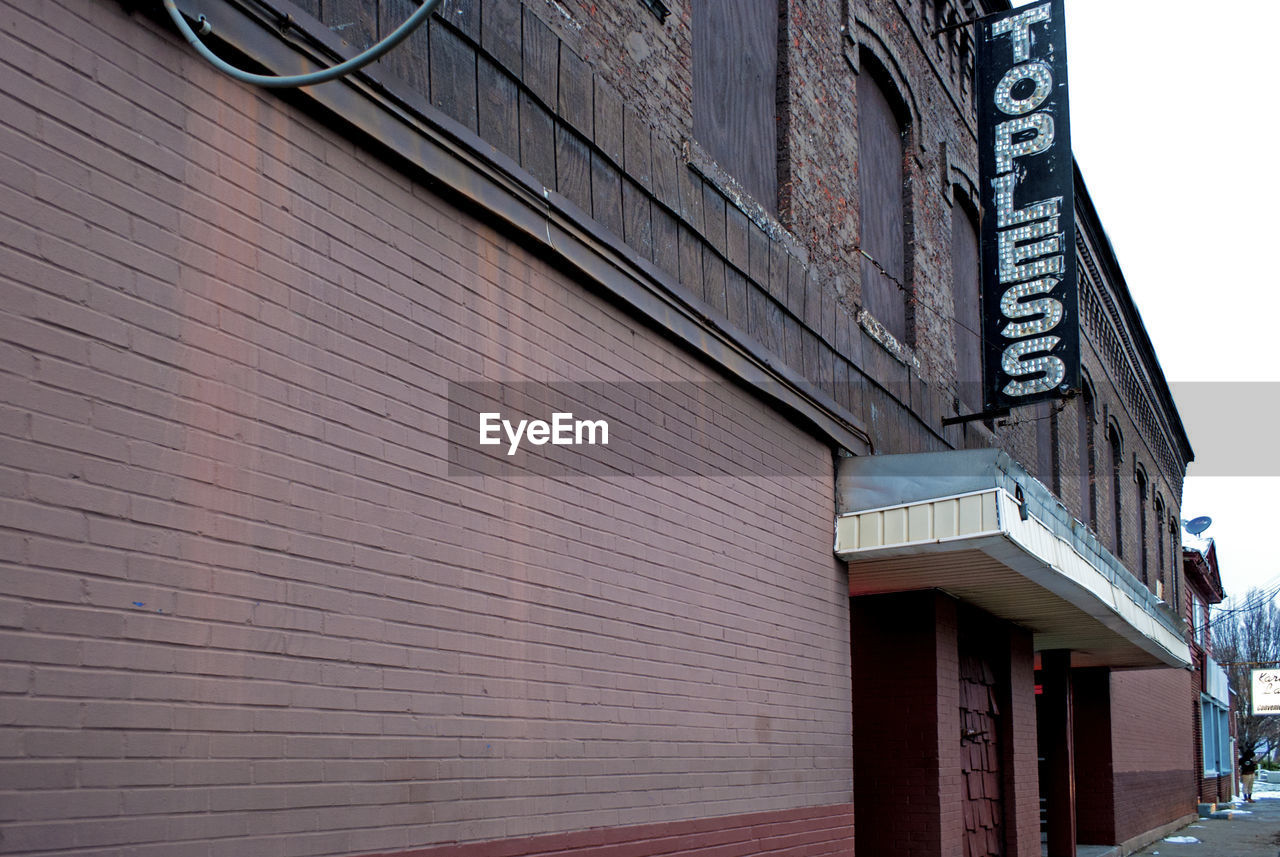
<box><xmin>1126</xmin><ymin>782</ymin><xmax>1280</xmax><ymax>857</ymax></box>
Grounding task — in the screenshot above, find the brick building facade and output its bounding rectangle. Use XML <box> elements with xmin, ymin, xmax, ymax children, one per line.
<box><xmin>0</xmin><ymin>0</ymin><xmax>1201</xmax><ymax>855</ymax></box>
<box><xmin>1184</xmin><ymin>539</ymin><xmax>1232</xmax><ymax>806</ymax></box>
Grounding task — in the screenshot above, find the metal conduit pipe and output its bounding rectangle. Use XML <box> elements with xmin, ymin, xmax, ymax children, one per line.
<box><xmin>162</xmin><ymin>0</ymin><xmax>442</xmax><ymax>88</ymax></box>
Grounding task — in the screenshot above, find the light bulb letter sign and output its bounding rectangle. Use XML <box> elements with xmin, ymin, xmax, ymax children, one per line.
<box><xmin>977</xmin><ymin>0</ymin><xmax>1079</xmax><ymax>409</ymax></box>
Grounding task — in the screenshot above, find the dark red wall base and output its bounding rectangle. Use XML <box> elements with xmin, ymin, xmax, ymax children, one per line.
<box><xmin>357</xmin><ymin>803</ymin><xmax>855</xmax><ymax>857</ymax></box>
<box><xmin>1114</xmin><ymin>771</ymin><xmax>1198</xmax><ymax>844</ymax></box>
<box><xmin>1199</xmin><ymin>773</ymin><xmax>1233</xmax><ymax>805</ymax></box>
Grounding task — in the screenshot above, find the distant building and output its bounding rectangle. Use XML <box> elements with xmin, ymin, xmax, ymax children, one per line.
<box><xmin>0</xmin><ymin>0</ymin><xmax>1202</xmax><ymax>856</ymax></box>
<box><xmin>1184</xmin><ymin>538</ymin><xmax>1232</xmax><ymax>805</ymax></box>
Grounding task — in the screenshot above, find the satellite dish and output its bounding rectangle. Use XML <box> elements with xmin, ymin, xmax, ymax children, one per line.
<box><xmin>1184</xmin><ymin>516</ymin><xmax>1212</xmax><ymax>536</ymax></box>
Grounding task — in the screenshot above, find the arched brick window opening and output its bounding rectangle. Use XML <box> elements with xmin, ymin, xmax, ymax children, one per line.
<box><xmin>1077</xmin><ymin>381</ymin><xmax>1097</xmax><ymax>529</ymax></box>
<box><xmin>1154</xmin><ymin>494</ymin><xmax>1166</xmax><ymax>599</ymax></box>
<box><xmin>950</xmin><ymin>193</ymin><xmax>981</xmax><ymax>412</ymax></box>
<box><xmin>1135</xmin><ymin>467</ymin><xmax>1149</xmax><ymax>586</ymax></box>
<box><xmin>1108</xmin><ymin>423</ymin><xmax>1123</xmax><ymax>558</ymax></box>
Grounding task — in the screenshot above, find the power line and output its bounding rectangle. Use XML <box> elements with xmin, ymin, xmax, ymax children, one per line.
<box><xmin>1209</xmin><ymin>579</ymin><xmax>1280</xmax><ymax>631</ymax></box>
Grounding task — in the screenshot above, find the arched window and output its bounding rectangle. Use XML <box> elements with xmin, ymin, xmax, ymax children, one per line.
<box><xmin>950</xmin><ymin>194</ymin><xmax>981</xmax><ymax>411</ymax></box>
<box><xmin>1136</xmin><ymin>467</ymin><xmax>1149</xmax><ymax>586</ymax></box>
<box><xmin>857</xmin><ymin>60</ymin><xmax>909</xmax><ymax>342</ymax></box>
<box><xmin>1108</xmin><ymin>423</ymin><xmax>1123</xmax><ymax>558</ymax></box>
<box><xmin>1154</xmin><ymin>494</ymin><xmax>1166</xmax><ymax>598</ymax></box>
<box><xmin>1078</xmin><ymin>383</ymin><xmax>1096</xmax><ymax>529</ymax></box>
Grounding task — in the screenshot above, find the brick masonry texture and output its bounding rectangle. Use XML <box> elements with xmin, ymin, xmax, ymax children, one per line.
<box><xmin>852</xmin><ymin>594</ymin><xmax>1041</xmax><ymax>857</ymax></box>
<box><xmin>305</xmin><ymin>0</ymin><xmax>979</xmax><ymax>454</ymax></box>
<box><xmin>393</xmin><ymin>0</ymin><xmax>1190</xmax><ymax>610</ymax></box>
<box><xmin>1071</xmin><ymin>668</ymin><xmax>1116</xmax><ymax>845</ymax></box>
<box><xmin>1109</xmin><ymin>668</ymin><xmax>1197</xmax><ymax>842</ymax></box>
<box><xmin>0</xmin><ymin>0</ymin><xmax>1203</xmax><ymax>854</ymax></box>
<box><xmin>1006</xmin><ymin>630</ymin><xmax>1039</xmax><ymax>856</ymax></box>
<box><xmin>198</xmin><ymin>0</ymin><xmax>1188</xmax><ymax>614</ymax></box>
<box><xmin>356</xmin><ymin>803</ymin><xmax>855</xmax><ymax>857</ymax></box>
<box><xmin>0</xmin><ymin>1</ymin><xmax>853</xmax><ymax>853</ymax></box>
<box><xmin>851</xmin><ymin>592</ymin><xmax>951</xmax><ymax>857</ymax></box>
<box><xmin>1186</xmin><ymin>560</ymin><xmax>1230</xmax><ymax>807</ymax></box>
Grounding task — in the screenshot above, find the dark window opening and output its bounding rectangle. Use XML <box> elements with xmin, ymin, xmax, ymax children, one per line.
<box><xmin>951</xmin><ymin>196</ymin><xmax>982</xmax><ymax>412</ymax></box>
<box><xmin>1078</xmin><ymin>386</ymin><xmax>1096</xmax><ymax>529</ymax></box>
<box><xmin>1136</xmin><ymin>469</ymin><xmax>1149</xmax><ymax>586</ymax></box>
<box><xmin>1108</xmin><ymin>425</ymin><xmax>1123</xmax><ymax>558</ymax></box>
<box><xmin>1155</xmin><ymin>496</ymin><xmax>1166</xmax><ymax>583</ymax></box>
<box><xmin>1036</xmin><ymin>401</ymin><xmax>1054</xmax><ymax>488</ymax></box>
<box><xmin>1049</xmin><ymin>405</ymin><xmax>1061</xmax><ymax>494</ymax></box>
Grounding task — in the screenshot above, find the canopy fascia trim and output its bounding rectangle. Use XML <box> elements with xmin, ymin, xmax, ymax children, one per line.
<box><xmin>835</xmin><ymin>450</ymin><xmax>1190</xmax><ymax>669</ymax></box>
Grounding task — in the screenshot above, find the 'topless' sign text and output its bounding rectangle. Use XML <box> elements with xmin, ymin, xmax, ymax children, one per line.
<box><xmin>977</xmin><ymin>0</ymin><xmax>1078</xmax><ymax>410</ymax></box>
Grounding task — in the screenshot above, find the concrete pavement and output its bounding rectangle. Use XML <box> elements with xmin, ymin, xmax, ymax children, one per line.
<box><xmin>1127</xmin><ymin>787</ymin><xmax>1280</xmax><ymax>857</ymax></box>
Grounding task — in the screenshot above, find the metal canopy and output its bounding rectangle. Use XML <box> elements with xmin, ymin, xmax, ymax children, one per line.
<box><xmin>835</xmin><ymin>449</ymin><xmax>1190</xmax><ymax>669</ymax></box>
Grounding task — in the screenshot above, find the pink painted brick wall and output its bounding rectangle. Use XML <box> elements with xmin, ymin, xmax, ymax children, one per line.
<box><xmin>0</xmin><ymin>1</ymin><xmax>853</xmax><ymax>854</ymax></box>
<box><xmin>1109</xmin><ymin>668</ymin><xmax>1197</xmax><ymax>841</ymax></box>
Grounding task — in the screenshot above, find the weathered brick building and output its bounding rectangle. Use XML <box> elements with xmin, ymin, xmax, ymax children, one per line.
<box><xmin>1184</xmin><ymin>538</ymin><xmax>1232</xmax><ymax>807</ymax></box>
<box><xmin>0</xmin><ymin>0</ymin><xmax>1200</xmax><ymax>855</ymax></box>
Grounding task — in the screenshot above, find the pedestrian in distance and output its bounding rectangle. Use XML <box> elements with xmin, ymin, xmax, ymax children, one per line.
<box><xmin>1240</xmin><ymin>749</ymin><xmax>1259</xmax><ymax>802</ymax></box>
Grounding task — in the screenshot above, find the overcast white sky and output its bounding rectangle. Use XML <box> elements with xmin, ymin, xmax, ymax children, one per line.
<box><xmin>1023</xmin><ymin>0</ymin><xmax>1280</xmax><ymax>598</ymax></box>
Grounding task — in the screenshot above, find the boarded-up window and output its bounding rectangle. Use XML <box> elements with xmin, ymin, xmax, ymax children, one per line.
<box><xmin>1078</xmin><ymin>386</ymin><xmax>1096</xmax><ymax>529</ymax></box>
<box><xmin>1036</xmin><ymin>400</ymin><xmax>1054</xmax><ymax>488</ymax></box>
<box><xmin>693</xmin><ymin>0</ymin><xmax>778</xmax><ymax>213</ymax></box>
<box><xmin>1136</xmin><ymin>469</ymin><xmax>1149</xmax><ymax>586</ymax></box>
<box><xmin>1108</xmin><ymin>425</ymin><xmax>1123</xmax><ymax>558</ymax></box>
<box><xmin>1155</xmin><ymin>495</ymin><xmax>1166</xmax><ymax>595</ymax></box>
<box><xmin>857</xmin><ymin>68</ymin><xmax>907</xmax><ymax>341</ymax></box>
<box><xmin>951</xmin><ymin>200</ymin><xmax>981</xmax><ymax>411</ymax></box>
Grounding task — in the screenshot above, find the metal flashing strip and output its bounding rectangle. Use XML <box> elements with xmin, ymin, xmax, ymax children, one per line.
<box><xmin>166</xmin><ymin>0</ymin><xmax>872</xmax><ymax>458</ymax></box>
<box><xmin>835</xmin><ymin>450</ymin><xmax>1190</xmax><ymax>669</ymax></box>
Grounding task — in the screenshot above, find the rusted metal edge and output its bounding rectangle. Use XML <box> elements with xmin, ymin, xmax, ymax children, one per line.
<box><xmin>169</xmin><ymin>0</ymin><xmax>874</xmax><ymax>456</ymax></box>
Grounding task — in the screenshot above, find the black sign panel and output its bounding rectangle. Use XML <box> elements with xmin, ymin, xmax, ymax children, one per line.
<box><xmin>977</xmin><ymin>0</ymin><xmax>1078</xmax><ymax>410</ymax></box>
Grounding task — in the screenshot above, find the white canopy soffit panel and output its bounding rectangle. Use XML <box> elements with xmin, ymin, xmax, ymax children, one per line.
<box><xmin>834</xmin><ymin>449</ymin><xmax>1190</xmax><ymax>669</ymax></box>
